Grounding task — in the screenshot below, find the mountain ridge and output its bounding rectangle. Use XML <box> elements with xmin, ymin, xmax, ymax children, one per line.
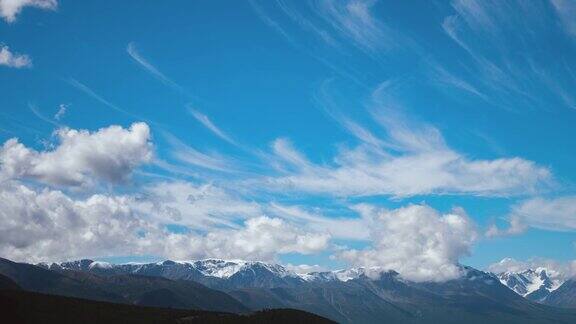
<box><xmin>31</xmin><ymin>257</ymin><xmax>576</xmax><ymax>323</ymax></box>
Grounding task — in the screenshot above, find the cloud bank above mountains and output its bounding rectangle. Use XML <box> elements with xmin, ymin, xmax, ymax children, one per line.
<box><xmin>488</xmin><ymin>257</ymin><xmax>576</xmax><ymax>281</ymax></box>
<box><xmin>0</xmin><ymin>117</ymin><xmax>556</xmax><ymax>282</ymax></box>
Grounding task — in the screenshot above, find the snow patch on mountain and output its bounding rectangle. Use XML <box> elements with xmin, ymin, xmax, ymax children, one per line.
<box><xmin>190</xmin><ymin>259</ymin><xmax>299</xmax><ymax>279</ymax></box>
<box><xmin>496</xmin><ymin>268</ymin><xmax>563</xmax><ymax>298</ymax></box>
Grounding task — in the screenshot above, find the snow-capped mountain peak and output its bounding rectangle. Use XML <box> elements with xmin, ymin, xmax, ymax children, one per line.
<box><xmin>496</xmin><ymin>267</ymin><xmax>563</xmax><ymax>301</ymax></box>
<box><xmin>191</xmin><ymin>259</ymin><xmax>298</xmax><ymax>279</ymax></box>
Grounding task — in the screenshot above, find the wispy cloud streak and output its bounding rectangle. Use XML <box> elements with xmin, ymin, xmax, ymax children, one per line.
<box><xmin>188</xmin><ymin>108</ymin><xmax>237</xmax><ymax>146</ymax></box>
<box><xmin>67</xmin><ymin>78</ymin><xmax>135</xmax><ymax>116</ymax></box>
<box><xmin>163</xmin><ymin>131</ymin><xmax>236</xmax><ymax>173</ymax></box>
<box><xmin>29</xmin><ymin>104</ymin><xmax>61</xmax><ymax>127</ymax></box>
<box><xmin>127</xmin><ymin>42</ymin><xmax>191</xmax><ymax>97</ymax></box>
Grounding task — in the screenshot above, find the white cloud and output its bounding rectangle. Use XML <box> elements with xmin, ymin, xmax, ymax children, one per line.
<box><xmin>67</xmin><ymin>78</ymin><xmax>137</xmax><ymax>118</ymax></box>
<box><xmin>441</xmin><ymin>0</ymin><xmax>576</xmax><ymax>112</ymax></box>
<box><xmin>30</xmin><ymin>104</ymin><xmax>59</xmax><ymax>127</ymax></box>
<box><xmin>54</xmin><ymin>104</ymin><xmax>67</xmax><ymax>120</ymax></box>
<box><xmin>137</xmin><ymin>182</ymin><xmax>332</xmax><ymax>262</ymax></box>
<box><xmin>486</xmin><ymin>195</ymin><xmax>576</xmax><ymax>237</ymax></box>
<box><xmin>127</xmin><ymin>42</ymin><xmax>188</xmax><ymax>96</ymax></box>
<box><xmin>188</xmin><ymin>108</ymin><xmax>237</xmax><ymax>145</ymax></box>
<box><xmin>0</xmin><ymin>180</ymin><xmax>330</xmax><ymax>263</ymax></box>
<box><xmin>0</xmin><ymin>181</ymin><xmax>151</xmax><ymax>262</ymax></box>
<box><xmin>487</xmin><ymin>257</ymin><xmax>576</xmax><ymax>280</ymax></box>
<box><xmin>339</xmin><ymin>204</ymin><xmax>477</xmax><ymax>282</ymax></box>
<box><xmin>273</xmin><ymin>0</ymin><xmax>339</xmax><ymax>47</ymax></box>
<box><xmin>164</xmin><ymin>132</ymin><xmax>235</xmax><ymax>173</ymax></box>
<box><xmin>485</xmin><ymin>215</ymin><xmax>527</xmax><ymax>237</ymax></box>
<box><xmin>271</xmin><ymin>137</ymin><xmax>314</xmax><ymax>170</ymax></box>
<box><xmin>131</xmin><ymin>180</ymin><xmax>368</xmax><ymax>242</ymax></box>
<box><xmin>0</xmin><ymin>0</ymin><xmax>56</xmax><ymax>23</ymax></box>
<box><xmin>183</xmin><ymin>216</ymin><xmax>330</xmax><ymax>261</ymax></box>
<box><xmin>264</xmin><ymin>132</ymin><xmax>550</xmax><ymax>198</ymax></box>
<box><xmin>0</xmin><ymin>122</ymin><xmax>153</xmax><ymax>187</ymax></box>
<box><xmin>258</xmin><ymin>81</ymin><xmax>552</xmax><ymax>198</ymax></box>
<box><xmin>508</xmin><ymin>196</ymin><xmax>576</xmax><ymax>232</ymax></box>
<box><xmin>248</xmin><ymin>0</ymin><xmax>294</xmax><ymax>44</ymax></box>
<box><xmin>316</xmin><ymin>0</ymin><xmax>395</xmax><ymax>52</ymax></box>
<box><xmin>134</xmin><ymin>181</ymin><xmax>263</xmax><ymax>231</ymax></box>
<box><xmin>0</xmin><ymin>45</ymin><xmax>31</xmax><ymax>68</ymax></box>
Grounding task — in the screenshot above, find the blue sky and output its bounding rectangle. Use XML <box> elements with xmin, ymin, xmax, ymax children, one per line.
<box><xmin>1</xmin><ymin>0</ymin><xmax>576</xmax><ymax>279</ymax></box>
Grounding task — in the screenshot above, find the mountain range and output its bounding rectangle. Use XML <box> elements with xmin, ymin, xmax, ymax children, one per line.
<box><xmin>3</xmin><ymin>257</ymin><xmax>576</xmax><ymax>323</ymax></box>
<box><xmin>33</xmin><ymin>258</ymin><xmax>576</xmax><ymax>322</ymax></box>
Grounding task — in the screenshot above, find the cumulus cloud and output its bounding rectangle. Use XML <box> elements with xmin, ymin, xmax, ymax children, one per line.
<box><xmin>0</xmin><ymin>122</ymin><xmax>153</xmax><ymax>187</ymax></box>
<box><xmin>0</xmin><ymin>180</ymin><xmax>329</xmax><ymax>263</ymax></box>
<box><xmin>0</xmin><ymin>181</ymin><xmax>152</xmax><ymax>262</ymax></box>
<box><xmin>339</xmin><ymin>204</ymin><xmax>477</xmax><ymax>282</ymax></box>
<box><xmin>0</xmin><ymin>45</ymin><xmax>31</xmax><ymax>68</ymax></box>
<box><xmin>0</xmin><ymin>0</ymin><xmax>57</xmax><ymax>23</ymax></box>
<box><xmin>162</xmin><ymin>216</ymin><xmax>330</xmax><ymax>262</ymax></box>
<box><xmin>487</xmin><ymin>257</ymin><xmax>576</xmax><ymax>280</ymax></box>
